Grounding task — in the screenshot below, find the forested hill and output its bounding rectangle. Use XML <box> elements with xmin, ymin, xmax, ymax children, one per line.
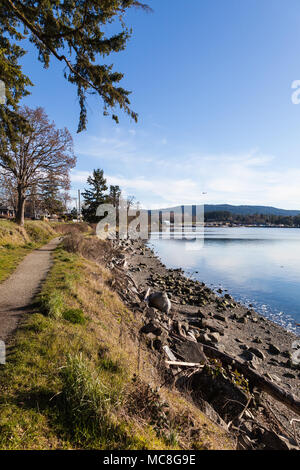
<box><xmin>204</xmin><ymin>204</ymin><xmax>300</xmax><ymax>216</ymax></box>
<box><xmin>153</xmin><ymin>204</ymin><xmax>300</xmax><ymax>217</ymax></box>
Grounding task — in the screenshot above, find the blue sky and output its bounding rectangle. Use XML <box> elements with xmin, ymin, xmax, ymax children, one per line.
<box><xmin>19</xmin><ymin>0</ymin><xmax>300</xmax><ymax>209</ymax></box>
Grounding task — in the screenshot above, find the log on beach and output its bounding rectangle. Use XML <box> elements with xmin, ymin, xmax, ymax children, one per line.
<box><xmin>200</xmin><ymin>343</ymin><xmax>300</xmax><ymax>416</ymax></box>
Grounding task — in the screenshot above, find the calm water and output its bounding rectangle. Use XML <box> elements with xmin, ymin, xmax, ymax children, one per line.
<box><xmin>149</xmin><ymin>227</ymin><xmax>300</xmax><ymax>334</ymax></box>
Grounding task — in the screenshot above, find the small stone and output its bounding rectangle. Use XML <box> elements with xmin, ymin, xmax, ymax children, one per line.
<box><xmin>250</xmin><ymin>355</ymin><xmax>262</xmax><ymax>369</ymax></box>
<box><xmin>248</xmin><ymin>347</ymin><xmax>266</xmax><ymax>361</ymax></box>
<box><xmin>202</xmin><ymin>319</ymin><xmax>224</xmax><ymax>335</ymax></box>
<box><xmin>269</xmin><ymin>344</ymin><xmax>281</xmax><ymax>355</ymax></box>
<box><xmin>240</xmin><ymin>350</ymin><xmax>254</xmax><ymax>361</ymax></box>
<box><xmin>208</xmin><ymin>332</ymin><xmax>221</xmax><ymax>343</ymax></box>
<box><xmin>214</xmin><ymin>313</ymin><xmax>228</xmax><ymax>323</ymax></box>
<box><xmin>198</xmin><ymin>333</ymin><xmax>216</xmax><ymax>346</ymax></box>
<box><xmin>140</xmin><ymin>322</ymin><xmax>162</xmax><ymax>337</ymax></box>
<box><xmin>153</xmin><ymin>339</ymin><xmax>163</xmax><ymax>352</ymax></box>
<box><xmin>253</xmin><ymin>336</ymin><xmax>262</xmax><ymax>344</ymax></box>
<box><xmin>197</xmin><ymin>310</ymin><xmax>207</xmax><ymax>320</ymax></box>
<box><xmin>283</xmin><ymin>372</ymin><xmax>296</xmax><ymax>379</ymax></box>
<box><xmin>237</xmin><ymin>317</ymin><xmax>247</xmax><ymax>324</ymax></box>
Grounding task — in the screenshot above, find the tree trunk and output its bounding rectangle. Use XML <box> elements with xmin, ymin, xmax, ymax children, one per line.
<box><xmin>16</xmin><ymin>186</ymin><xmax>25</xmax><ymax>226</ymax></box>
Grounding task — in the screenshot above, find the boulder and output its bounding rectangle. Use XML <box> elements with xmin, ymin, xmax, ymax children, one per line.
<box><xmin>147</xmin><ymin>291</ymin><xmax>172</xmax><ymax>314</ymax></box>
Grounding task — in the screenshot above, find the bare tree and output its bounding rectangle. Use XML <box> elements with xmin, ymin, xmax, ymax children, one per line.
<box><xmin>127</xmin><ymin>195</ymin><xmax>136</xmax><ymax>213</ymax></box>
<box><xmin>0</xmin><ymin>107</ymin><xmax>76</xmax><ymax>225</ymax></box>
<box><xmin>0</xmin><ymin>170</ymin><xmax>17</xmax><ymax>211</ymax></box>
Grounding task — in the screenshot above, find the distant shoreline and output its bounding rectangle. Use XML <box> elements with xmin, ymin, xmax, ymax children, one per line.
<box><xmin>204</xmin><ymin>224</ymin><xmax>300</xmax><ymax>228</ymax></box>
<box><xmin>156</xmin><ymin>223</ymin><xmax>300</xmax><ymax>230</ymax></box>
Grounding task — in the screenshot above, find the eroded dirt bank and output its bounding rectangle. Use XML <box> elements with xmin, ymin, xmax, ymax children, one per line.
<box><xmin>108</xmin><ymin>238</ymin><xmax>300</xmax><ymax>450</ymax></box>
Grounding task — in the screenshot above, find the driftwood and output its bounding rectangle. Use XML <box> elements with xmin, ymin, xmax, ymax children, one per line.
<box><xmin>200</xmin><ymin>343</ymin><xmax>300</xmax><ymax>416</ymax></box>
<box><xmin>163</xmin><ymin>345</ymin><xmax>177</xmax><ymax>361</ymax></box>
<box><xmin>166</xmin><ymin>360</ymin><xmax>205</xmax><ymax>368</ymax></box>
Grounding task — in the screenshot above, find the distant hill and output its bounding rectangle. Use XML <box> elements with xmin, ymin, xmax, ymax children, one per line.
<box><xmin>148</xmin><ymin>204</ymin><xmax>300</xmax><ymax>217</ymax></box>
<box><xmin>204</xmin><ymin>204</ymin><xmax>300</xmax><ymax>216</ymax></box>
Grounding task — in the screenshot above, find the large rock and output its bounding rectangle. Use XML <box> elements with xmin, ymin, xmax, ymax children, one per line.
<box><xmin>147</xmin><ymin>291</ymin><xmax>172</xmax><ymax>314</ymax></box>
<box><xmin>175</xmin><ymin>341</ymin><xmax>207</xmax><ymax>364</ymax></box>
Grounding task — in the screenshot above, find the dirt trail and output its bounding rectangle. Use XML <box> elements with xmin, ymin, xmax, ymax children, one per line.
<box><xmin>0</xmin><ymin>238</ymin><xmax>62</xmax><ymax>342</ymax></box>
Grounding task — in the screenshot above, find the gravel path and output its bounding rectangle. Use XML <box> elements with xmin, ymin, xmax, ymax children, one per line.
<box><xmin>0</xmin><ymin>237</ymin><xmax>62</xmax><ymax>343</ymax></box>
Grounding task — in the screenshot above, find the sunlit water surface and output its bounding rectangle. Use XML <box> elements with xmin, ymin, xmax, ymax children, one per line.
<box><xmin>148</xmin><ymin>227</ymin><xmax>300</xmax><ymax>334</ymax></box>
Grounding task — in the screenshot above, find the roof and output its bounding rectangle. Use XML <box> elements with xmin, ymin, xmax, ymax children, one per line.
<box><xmin>0</xmin><ymin>206</ymin><xmax>15</xmax><ymax>211</ymax></box>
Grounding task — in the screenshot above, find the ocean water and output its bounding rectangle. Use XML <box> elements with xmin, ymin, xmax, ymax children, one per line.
<box><xmin>149</xmin><ymin>227</ymin><xmax>300</xmax><ymax>334</ymax></box>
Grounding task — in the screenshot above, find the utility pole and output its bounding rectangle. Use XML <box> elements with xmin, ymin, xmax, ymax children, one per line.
<box><xmin>78</xmin><ymin>189</ymin><xmax>81</xmax><ymax>222</ymax></box>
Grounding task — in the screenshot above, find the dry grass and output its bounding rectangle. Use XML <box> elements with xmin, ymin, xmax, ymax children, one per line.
<box><xmin>0</xmin><ymin>220</ymin><xmax>55</xmax><ymax>247</ymax></box>
<box><xmin>54</xmin><ymin>222</ymin><xmax>92</xmax><ymax>235</ymax></box>
<box><xmin>61</xmin><ymin>231</ymin><xmax>117</xmax><ymax>266</ymax></box>
<box><xmin>0</xmin><ymin>220</ymin><xmax>29</xmax><ymax>246</ymax></box>
<box><xmin>0</xmin><ymin>220</ymin><xmax>56</xmax><ymax>283</ymax></box>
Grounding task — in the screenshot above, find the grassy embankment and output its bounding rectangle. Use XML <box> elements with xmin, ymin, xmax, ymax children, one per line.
<box><xmin>0</xmin><ymin>219</ymin><xmax>56</xmax><ymax>283</ymax></box>
<box><xmin>0</xmin><ymin>229</ymin><xmax>234</xmax><ymax>450</ymax></box>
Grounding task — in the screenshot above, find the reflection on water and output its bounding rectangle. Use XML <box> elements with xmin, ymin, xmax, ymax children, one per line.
<box><xmin>149</xmin><ymin>227</ymin><xmax>300</xmax><ymax>334</ymax></box>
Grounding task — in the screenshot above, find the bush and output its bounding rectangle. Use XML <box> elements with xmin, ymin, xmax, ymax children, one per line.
<box><xmin>62</xmin><ymin>232</ymin><xmax>84</xmax><ymax>254</ymax></box>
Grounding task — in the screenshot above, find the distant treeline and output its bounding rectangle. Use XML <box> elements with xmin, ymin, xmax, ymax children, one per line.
<box><xmin>204</xmin><ymin>211</ymin><xmax>300</xmax><ymax>226</ymax></box>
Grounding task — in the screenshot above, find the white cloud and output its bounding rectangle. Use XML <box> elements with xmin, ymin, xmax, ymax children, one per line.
<box><xmin>71</xmin><ymin>134</ymin><xmax>300</xmax><ymax>210</ymax></box>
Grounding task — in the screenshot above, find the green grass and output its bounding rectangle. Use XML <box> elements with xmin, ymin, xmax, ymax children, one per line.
<box><xmin>62</xmin><ymin>309</ymin><xmax>86</xmax><ymax>325</ymax></box>
<box><xmin>0</xmin><ymin>244</ymin><xmax>33</xmax><ymax>283</ymax></box>
<box><xmin>0</xmin><ymin>220</ymin><xmax>55</xmax><ymax>283</ymax></box>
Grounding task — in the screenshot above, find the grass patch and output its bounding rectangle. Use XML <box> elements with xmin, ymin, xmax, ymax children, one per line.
<box><xmin>39</xmin><ymin>290</ymin><xmax>64</xmax><ymax>319</ymax></box>
<box><xmin>0</xmin><ymin>244</ymin><xmax>33</xmax><ymax>283</ymax></box>
<box><xmin>0</xmin><ymin>220</ymin><xmax>56</xmax><ymax>283</ymax></box>
<box><xmin>62</xmin><ymin>309</ymin><xmax>86</xmax><ymax>325</ymax></box>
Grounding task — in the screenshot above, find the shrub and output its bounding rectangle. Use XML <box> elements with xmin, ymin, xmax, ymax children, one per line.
<box><xmin>62</xmin><ymin>232</ymin><xmax>84</xmax><ymax>254</ymax></box>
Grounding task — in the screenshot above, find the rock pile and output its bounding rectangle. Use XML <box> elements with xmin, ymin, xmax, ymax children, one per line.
<box><xmin>109</xmin><ymin>239</ymin><xmax>300</xmax><ymax>450</ymax></box>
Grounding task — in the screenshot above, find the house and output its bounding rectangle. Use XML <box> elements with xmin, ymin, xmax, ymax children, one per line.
<box><xmin>0</xmin><ymin>206</ymin><xmax>15</xmax><ymax>218</ymax></box>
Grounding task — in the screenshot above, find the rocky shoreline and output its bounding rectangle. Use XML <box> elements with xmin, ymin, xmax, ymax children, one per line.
<box><xmin>112</xmin><ymin>238</ymin><xmax>300</xmax><ymax>449</ymax></box>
